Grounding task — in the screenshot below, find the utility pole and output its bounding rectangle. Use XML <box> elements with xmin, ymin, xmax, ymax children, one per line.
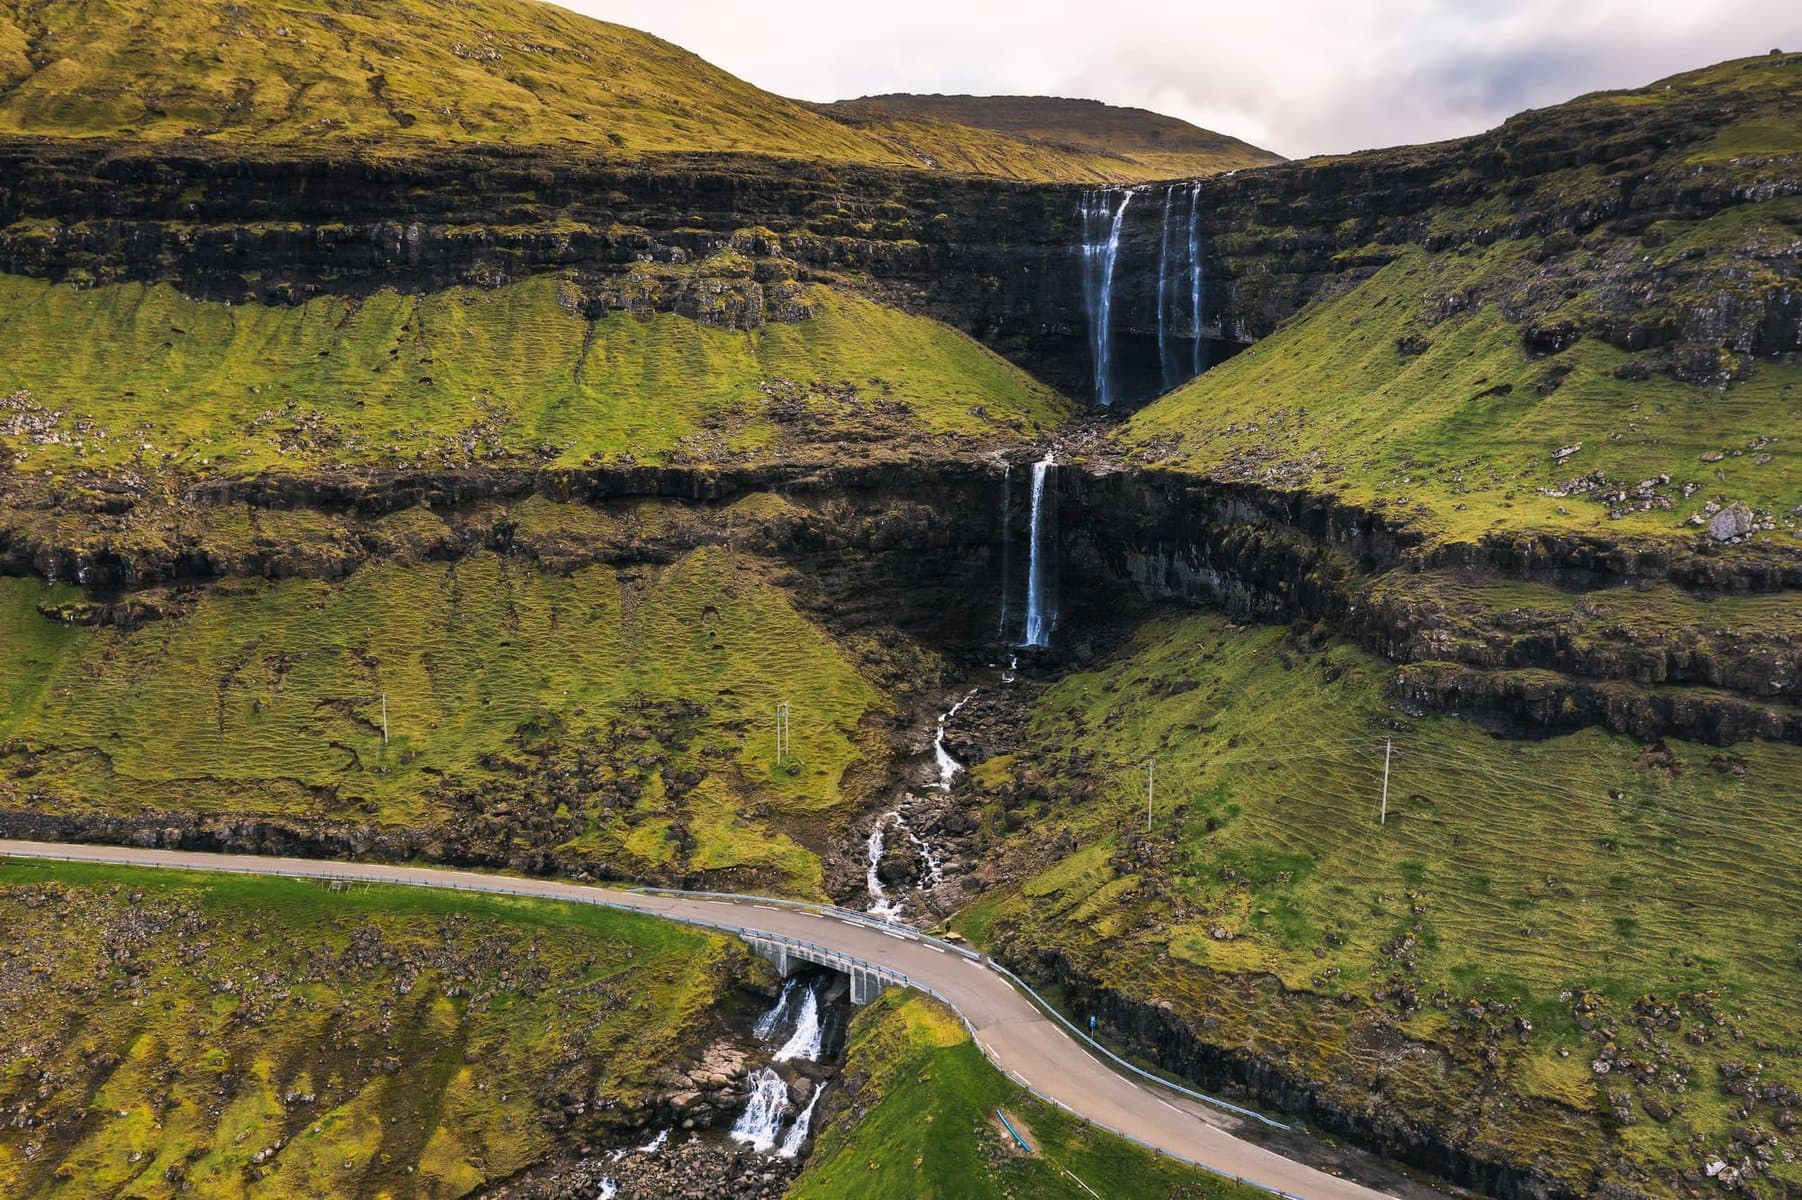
<box><xmin>1379</xmin><ymin>738</ymin><xmax>1392</xmax><ymax>825</ymax></box>
<box><xmin>775</xmin><ymin>702</ymin><xmax>790</xmax><ymax>769</ymax></box>
<box><xmin>1146</xmin><ymin>756</ymin><xmax>1155</xmax><ymax>832</ymax></box>
<box><xmin>381</xmin><ymin>692</ymin><xmax>389</xmax><ymax>745</ymax></box>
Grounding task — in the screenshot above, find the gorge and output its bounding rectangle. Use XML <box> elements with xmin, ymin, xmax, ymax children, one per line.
<box><xmin>0</xmin><ymin>3</ymin><xmax>1797</xmax><ymax>1197</ymax></box>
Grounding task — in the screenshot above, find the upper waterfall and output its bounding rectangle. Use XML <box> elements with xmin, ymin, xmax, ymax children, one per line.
<box><xmin>1076</xmin><ymin>182</ymin><xmax>1215</xmax><ymax>410</ymax></box>
<box><xmin>1079</xmin><ymin>189</ymin><xmax>1133</xmax><ymax>408</ymax></box>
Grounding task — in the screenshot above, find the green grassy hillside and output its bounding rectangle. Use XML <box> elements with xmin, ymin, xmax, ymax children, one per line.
<box><xmin>1122</xmin><ymin>237</ymin><xmax>1801</xmax><ymax>545</ymax></box>
<box><xmin>0</xmin><ymin>273</ymin><xmax>1068</xmax><ymax>479</ymax></box>
<box><xmin>0</xmin><ymin>545</ymin><xmax>903</xmax><ymax>894</ymax></box>
<box><xmin>0</xmin><ymin>859</ymin><xmax>737</xmax><ymax>1198</ymax></box>
<box><xmin>0</xmin><ymin>0</ymin><xmax>1262</xmax><ymax>180</ymax></box>
<box><xmin>959</xmin><ymin>610</ymin><xmax>1802</xmax><ymax>1197</ymax></box>
<box><xmin>788</xmin><ymin>990</ymin><xmax>1258</xmax><ymax>1200</ymax></box>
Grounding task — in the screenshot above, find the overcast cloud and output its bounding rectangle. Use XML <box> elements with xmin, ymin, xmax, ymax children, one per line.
<box><xmin>571</xmin><ymin>0</ymin><xmax>1801</xmax><ymax>158</ymax></box>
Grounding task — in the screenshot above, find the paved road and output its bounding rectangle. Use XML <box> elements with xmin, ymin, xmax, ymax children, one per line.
<box><xmin>0</xmin><ymin>839</ymin><xmax>1401</xmax><ymax>1200</ymax></box>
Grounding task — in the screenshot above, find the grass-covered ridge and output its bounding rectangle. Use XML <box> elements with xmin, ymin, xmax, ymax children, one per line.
<box><xmin>788</xmin><ymin>989</ymin><xmax>1258</xmax><ymax>1200</ymax></box>
<box><xmin>821</xmin><ymin>93</ymin><xmax>1285</xmax><ymax>179</ymax></box>
<box><xmin>0</xmin><ymin>0</ymin><xmax>1267</xmax><ymax>180</ymax></box>
<box><xmin>0</xmin><ymin>545</ymin><xmax>898</xmax><ymax>894</ymax></box>
<box><xmin>961</xmin><ymin>610</ymin><xmax>1802</xmax><ymax>1197</ymax></box>
<box><xmin>0</xmin><ymin>859</ymin><xmax>737</xmax><ymax>1198</ymax></box>
<box><xmin>0</xmin><ymin>273</ymin><xmax>1068</xmax><ymax>477</ymax></box>
<box><xmin>1121</xmin><ymin>238</ymin><xmax>1801</xmax><ymax>545</ymax></box>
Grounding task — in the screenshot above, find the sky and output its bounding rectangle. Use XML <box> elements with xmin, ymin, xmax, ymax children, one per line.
<box><xmin>574</xmin><ymin>0</ymin><xmax>1801</xmax><ymax>158</ymax></box>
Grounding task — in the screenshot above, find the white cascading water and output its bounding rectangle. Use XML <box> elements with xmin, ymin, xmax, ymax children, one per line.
<box><xmin>867</xmin><ymin>687</ymin><xmax>969</xmax><ymax>920</ymax></box>
<box><xmin>931</xmin><ymin>690</ymin><xmax>976</xmax><ymax>789</ymax></box>
<box><xmin>730</xmin><ymin>1067</ymin><xmax>792</xmax><ymax>1153</ymax></box>
<box><xmin>637</xmin><ymin>1128</ymin><xmax>669</xmax><ymax>1154</ymax></box>
<box><xmin>776</xmin><ymin>1083</ymin><xmax>825</xmax><ymax>1160</ymax></box>
<box><xmin>755</xmin><ymin>977</ymin><xmax>798</xmax><ymax>1040</ymax></box>
<box><xmin>1188</xmin><ymin>182</ymin><xmax>1206</xmax><ymax>375</ymax></box>
<box><xmin>1021</xmin><ymin>454</ymin><xmax>1056</xmax><ymax>647</ymax></box>
<box><xmin>774</xmin><ymin>985</ymin><xmax>823</xmax><ymax>1063</ymax></box>
<box><xmin>1079</xmin><ymin>189</ymin><xmax>1133</xmax><ymax>407</ymax></box>
<box><xmin>597</xmin><ymin>1178</ymin><xmax>618</xmax><ymax>1200</ymax></box>
<box><xmin>866</xmin><ymin>817</ymin><xmax>903</xmax><ymax>920</ymax></box>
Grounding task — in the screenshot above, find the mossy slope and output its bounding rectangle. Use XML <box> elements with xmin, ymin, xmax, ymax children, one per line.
<box><xmin>0</xmin><ymin>859</ymin><xmax>736</xmax><ymax>1199</ymax></box>
<box><xmin>1122</xmin><ymin>236</ymin><xmax>1801</xmax><ymax>545</ymax></box>
<box><xmin>787</xmin><ymin>989</ymin><xmax>1257</xmax><ymax>1200</ymax></box>
<box><xmin>0</xmin><ymin>0</ymin><xmax>1268</xmax><ymax>180</ymax></box>
<box><xmin>964</xmin><ymin>610</ymin><xmax>1802</xmax><ymax>1197</ymax></box>
<box><xmin>0</xmin><ymin>273</ymin><xmax>1069</xmax><ymax>478</ymax></box>
<box><xmin>0</xmin><ymin>545</ymin><xmax>895</xmax><ymax>895</ymax></box>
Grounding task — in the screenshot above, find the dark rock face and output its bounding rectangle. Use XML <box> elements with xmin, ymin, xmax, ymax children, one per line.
<box><xmin>2</xmin><ymin>58</ymin><xmax>1795</xmax><ymax>398</ymax></box>
<box><xmin>1389</xmin><ymin>663</ymin><xmax>1802</xmax><ymax>744</ymax></box>
<box><xmin>0</xmin><ymin>458</ymin><xmax>1022</xmax><ymax>654</ymax></box>
<box><xmin>1058</xmin><ymin>467</ymin><xmax>1802</xmax><ymax>745</ymax></box>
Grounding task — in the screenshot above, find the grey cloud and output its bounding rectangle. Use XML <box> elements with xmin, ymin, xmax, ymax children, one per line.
<box><xmin>578</xmin><ymin>0</ymin><xmax>1802</xmax><ymax>156</ymax></box>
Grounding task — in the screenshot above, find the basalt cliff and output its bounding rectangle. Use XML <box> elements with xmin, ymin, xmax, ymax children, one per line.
<box><xmin>0</xmin><ymin>1</ymin><xmax>1799</xmax><ymax>1196</ymax></box>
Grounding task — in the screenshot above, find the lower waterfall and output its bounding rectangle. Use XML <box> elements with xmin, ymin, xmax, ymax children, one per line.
<box><xmin>729</xmin><ymin>1067</ymin><xmax>791</xmax><ymax>1153</ymax></box>
<box><xmin>1021</xmin><ymin>454</ymin><xmax>1057</xmax><ymax>647</ymax></box>
<box><xmin>776</xmin><ymin>1083</ymin><xmax>825</xmax><ymax>1160</ymax></box>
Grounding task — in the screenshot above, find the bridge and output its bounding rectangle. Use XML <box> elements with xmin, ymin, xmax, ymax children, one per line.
<box><xmin>0</xmin><ymin>840</ymin><xmax>1427</xmax><ymax>1200</ymax></box>
<box><xmin>742</xmin><ymin>933</ymin><xmax>901</xmax><ymax>1005</ymax></box>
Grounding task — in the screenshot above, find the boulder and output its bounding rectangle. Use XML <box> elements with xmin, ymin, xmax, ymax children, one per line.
<box><xmin>1708</xmin><ymin>502</ymin><xmax>1755</xmax><ymax>542</ymax></box>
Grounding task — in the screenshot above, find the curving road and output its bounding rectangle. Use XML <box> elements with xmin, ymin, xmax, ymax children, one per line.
<box><xmin>0</xmin><ymin>839</ymin><xmax>1405</xmax><ymax>1200</ymax></box>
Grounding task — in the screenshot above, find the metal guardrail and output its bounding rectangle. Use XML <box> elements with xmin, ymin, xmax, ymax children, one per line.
<box><xmin>985</xmin><ymin>959</ymin><xmax>1289</xmax><ymax>1132</ymax></box>
<box><xmin>2</xmin><ymin>848</ymin><xmax>1317</xmax><ymax>1199</ymax></box>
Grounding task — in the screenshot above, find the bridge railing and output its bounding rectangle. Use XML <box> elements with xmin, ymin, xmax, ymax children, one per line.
<box><xmin>629</xmin><ymin>885</ymin><xmax>984</xmax><ymax>960</ymax></box>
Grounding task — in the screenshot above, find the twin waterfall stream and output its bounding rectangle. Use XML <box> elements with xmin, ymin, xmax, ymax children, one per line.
<box><xmin>730</xmin><ymin>975</ymin><xmax>835</xmax><ymax>1158</ymax></box>
<box><xmin>1079</xmin><ymin>180</ymin><xmax>1213</xmax><ymax>408</ymax></box>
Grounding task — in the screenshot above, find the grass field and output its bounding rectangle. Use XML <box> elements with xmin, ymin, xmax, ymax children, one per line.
<box><xmin>0</xmin><ymin>274</ymin><xmax>1068</xmax><ymax>478</ymax></box>
<box><xmin>960</xmin><ymin>610</ymin><xmax>1802</xmax><ymax>1197</ymax></box>
<box><xmin>0</xmin><ymin>546</ymin><xmax>893</xmax><ymax>894</ymax></box>
<box><xmin>788</xmin><ymin>989</ymin><xmax>1260</xmax><ymax>1200</ymax></box>
<box><xmin>1121</xmin><ymin>234</ymin><xmax>1802</xmax><ymax>545</ymax></box>
<box><xmin>0</xmin><ymin>0</ymin><xmax>1264</xmax><ymax>180</ymax></box>
<box><xmin>0</xmin><ymin>858</ymin><xmax>736</xmax><ymax>1199</ymax></box>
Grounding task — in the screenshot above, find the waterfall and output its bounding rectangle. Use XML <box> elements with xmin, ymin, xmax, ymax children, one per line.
<box><xmin>1156</xmin><ymin>186</ymin><xmax>1175</xmax><ymax>392</ymax></box>
<box><xmin>1077</xmin><ymin>182</ymin><xmax>1214</xmax><ymax>407</ymax></box>
<box><xmin>776</xmin><ymin>1083</ymin><xmax>825</xmax><ymax>1160</ymax></box>
<box><xmin>637</xmin><ymin>1128</ymin><xmax>669</xmax><ymax>1154</ymax></box>
<box><xmin>1021</xmin><ymin>454</ymin><xmax>1057</xmax><ymax>648</ymax></box>
<box><xmin>995</xmin><ymin>464</ymin><xmax>1013</xmax><ymax>640</ymax></box>
<box><xmin>1188</xmin><ymin>182</ymin><xmax>1206</xmax><ymax>375</ymax></box>
<box><xmin>597</xmin><ymin>1179</ymin><xmax>618</xmax><ymax>1200</ymax></box>
<box><xmin>730</xmin><ymin>1068</ymin><xmax>792</xmax><ymax>1153</ymax></box>
<box><xmin>774</xmin><ymin>985</ymin><xmax>823</xmax><ymax>1063</ymax></box>
<box><xmin>931</xmin><ymin>690</ymin><xmax>977</xmax><ymax>790</ymax></box>
<box><xmin>1079</xmin><ymin>189</ymin><xmax>1133</xmax><ymax>407</ymax></box>
<box><xmin>865</xmin><ymin>817</ymin><xmax>900</xmax><ymax>920</ymax></box>
<box><xmin>755</xmin><ymin>977</ymin><xmax>799</xmax><ymax>1040</ymax></box>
